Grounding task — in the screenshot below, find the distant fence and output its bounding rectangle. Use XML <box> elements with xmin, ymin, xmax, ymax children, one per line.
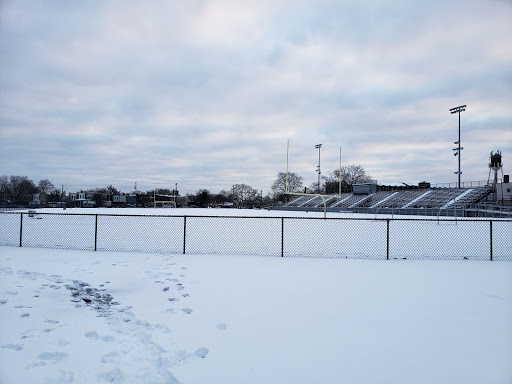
<box><xmin>0</xmin><ymin>212</ymin><xmax>511</xmax><ymax>261</ymax></box>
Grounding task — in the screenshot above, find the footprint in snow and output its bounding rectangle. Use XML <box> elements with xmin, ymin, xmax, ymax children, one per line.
<box><xmin>85</xmin><ymin>331</ymin><xmax>100</xmax><ymax>340</ymax></box>
<box><xmin>53</xmin><ymin>339</ymin><xmax>70</xmax><ymax>347</ymax></box>
<box><xmin>1</xmin><ymin>344</ymin><xmax>23</xmax><ymax>351</ymax></box>
<box><xmin>182</xmin><ymin>308</ymin><xmax>193</xmax><ymax>314</ymax></box>
<box><xmin>45</xmin><ymin>370</ymin><xmax>74</xmax><ymax>384</ymax></box>
<box><xmin>101</xmin><ymin>351</ymin><xmax>120</xmax><ymax>364</ymax></box>
<box><xmin>102</xmin><ymin>335</ymin><xmax>114</xmax><ymax>342</ymax></box>
<box><xmin>30</xmin><ymin>351</ymin><xmax>68</xmax><ymax>367</ymax></box>
<box><xmin>96</xmin><ymin>368</ymin><xmax>123</xmax><ymax>383</ymax></box>
<box><xmin>216</xmin><ymin>323</ymin><xmax>228</xmax><ymax>331</ymax></box>
<box><xmin>195</xmin><ymin>347</ymin><xmax>209</xmax><ymax>358</ymax></box>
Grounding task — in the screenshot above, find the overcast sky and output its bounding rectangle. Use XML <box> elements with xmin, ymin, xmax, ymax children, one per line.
<box><xmin>1</xmin><ymin>0</ymin><xmax>511</xmax><ymax>195</ymax></box>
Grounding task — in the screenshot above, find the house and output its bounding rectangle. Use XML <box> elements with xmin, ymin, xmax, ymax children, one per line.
<box><xmin>68</xmin><ymin>191</ymin><xmax>96</xmax><ymax>208</ymax></box>
<box><xmin>112</xmin><ymin>194</ymin><xmax>127</xmax><ymax>207</ymax></box>
<box><xmin>31</xmin><ymin>192</ymin><xmax>57</xmax><ymax>208</ymax></box>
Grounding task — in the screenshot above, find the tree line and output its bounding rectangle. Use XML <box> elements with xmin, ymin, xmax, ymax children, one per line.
<box><xmin>0</xmin><ymin>176</ymin><xmax>61</xmax><ymax>206</ymax></box>
<box><xmin>0</xmin><ymin>165</ymin><xmax>371</xmax><ymax>207</ymax></box>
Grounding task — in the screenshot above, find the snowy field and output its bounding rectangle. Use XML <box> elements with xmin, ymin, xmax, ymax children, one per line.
<box><xmin>1</xmin><ymin>208</ymin><xmax>511</xmax><ymax>383</ymax></box>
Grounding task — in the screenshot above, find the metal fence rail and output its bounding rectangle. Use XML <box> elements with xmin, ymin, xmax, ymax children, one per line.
<box><xmin>0</xmin><ymin>212</ymin><xmax>510</xmax><ymax>260</ymax></box>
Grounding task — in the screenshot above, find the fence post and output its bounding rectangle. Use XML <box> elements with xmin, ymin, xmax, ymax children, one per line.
<box><xmin>281</xmin><ymin>217</ymin><xmax>284</xmax><ymax>257</ymax></box>
<box><xmin>490</xmin><ymin>220</ymin><xmax>493</xmax><ymax>261</ymax></box>
<box><xmin>183</xmin><ymin>216</ymin><xmax>187</xmax><ymax>254</ymax></box>
<box><xmin>19</xmin><ymin>213</ymin><xmax>23</xmax><ymax>247</ymax></box>
<box><xmin>386</xmin><ymin>219</ymin><xmax>390</xmax><ymax>260</ymax></box>
<box><xmin>94</xmin><ymin>214</ymin><xmax>98</xmax><ymax>251</ymax></box>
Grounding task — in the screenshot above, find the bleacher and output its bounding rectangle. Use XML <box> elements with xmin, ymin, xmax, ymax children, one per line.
<box><xmin>327</xmin><ymin>193</ymin><xmax>353</xmax><ymax>207</ymax></box>
<box><xmin>352</xmin><ymin>191</ymin><xmax>397</xmax><ymax>208</ymax></box>
<box><xmin>360</xmin><ymin>190</ymin><xmax>426</xmax><ymax>209</ymax></box>
<box><xmin>444</xmin><ymin>186</ymin><xmax>494</xmax><ymax>208</ymax></box>
<box><xmin>408</xmin><ymin>188</ymin><xmax>464</xmax><ymax>209</ymax></box>
<box><xmin>331</xmin><ymin>194</ymin><xmax>369</xmax><ymax>208</ymax></box>
<box><xmin>278</xmin><ymin>186</ymin><xmax>494</xmax><ymax>216</ymax></box>
<box><xmin>285</xmin><ymin>196</ymin><xmax>311</xmax><ymax>207</ymax></box>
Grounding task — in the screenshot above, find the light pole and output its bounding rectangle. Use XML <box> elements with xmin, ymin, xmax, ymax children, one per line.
<box><xmin>450</xmin><ymin>105</ymin><xmax>466</xmax><ymax>188</ymax></box>
<box><xmin>315</xmin><ymin>144</ymin><xmax>322</xmax><ymax>193</ymax></box>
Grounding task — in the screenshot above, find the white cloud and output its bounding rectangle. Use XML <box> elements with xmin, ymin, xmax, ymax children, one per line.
<box><xmin>1</xmin><ymin>0</ymin><xmax>511</xmax><ymax>194</ymax></box>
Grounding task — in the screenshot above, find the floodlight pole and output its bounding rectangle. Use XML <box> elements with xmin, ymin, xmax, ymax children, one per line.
<box><xmin>450</xmin><ymin>104</ymin><xmax>466</xmax><ymax>188</ymax></box>
<box><xmin>315</xmin><ymin>144</ymin><xmax>322</xmax><ymax>193</ymax></box>
<box><xmin>285</xmin><ymin>140</ymin><xmax>342</xmax><ymax>219</ymax></box>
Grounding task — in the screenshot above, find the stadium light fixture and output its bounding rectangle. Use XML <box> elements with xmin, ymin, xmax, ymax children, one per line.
<box><xmin>450</xmin><ymin>105</ymin><xmax>466</xmax><ymax>188</ymax></box>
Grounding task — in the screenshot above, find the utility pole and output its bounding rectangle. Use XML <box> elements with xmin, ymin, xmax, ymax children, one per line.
<box><xmin>450</xmin><ymin>105</ymin><xmax>466</xmax><ymax>188</ymax></box>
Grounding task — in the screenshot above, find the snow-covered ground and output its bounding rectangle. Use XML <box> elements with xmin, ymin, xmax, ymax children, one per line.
<box><xmin>1</xmin><ymin>249</ymin><xmax>511</xmax><ymax>384</ymax></box>
<box><xmin>1</xmin><ymin>208</ymin><xmax>511</xmax><ymax>383</ymax></box>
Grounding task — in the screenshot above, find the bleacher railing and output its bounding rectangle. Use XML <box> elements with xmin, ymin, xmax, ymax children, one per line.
<box><xmin>1</xmin><ymin>212</ymin><xmax>510</xmax><ymax>261</ymax></box>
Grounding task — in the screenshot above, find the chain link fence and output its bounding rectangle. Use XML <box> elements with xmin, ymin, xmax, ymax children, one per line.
<box><xmin>1</xmin><ymin>212</ymin><xmax>510</xmax><ymax>260</ymax></box>
<box><xmin>283</xmin><ymin>217</ymin><xmax>388</xmax><ymax>258</ymax></box>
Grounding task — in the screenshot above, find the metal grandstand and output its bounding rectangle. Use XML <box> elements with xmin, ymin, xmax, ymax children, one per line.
<box><xmin>278</xmin><ymin>141</ymin><xmax>511</xmax><ymax>218</ymax></box>
<box><xmin>272</xmin><ymin>185</ymin><xmax>512</xmax><ymax>217</ymax></box>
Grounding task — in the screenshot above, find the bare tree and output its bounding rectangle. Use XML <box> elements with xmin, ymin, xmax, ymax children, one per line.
<box><xmin>233</xmin><ymin>184</ymin><xmax>259</xmax><ymax>204</ymax></box>
<box><xmin>0</xmin><ymin>175</ymin><xmax>37</xmax><ymax>205</ymax></box>
<box><xmin>38</xmin><ymin>179</ymin><xmax>56</xmax><ymax>194</ymax></box>
<box><xmin>0</xmin><ymin>176</ymin><xmax>8</xmax><ymax>194</ymax></box>
<box><xmin>271</xmin><ymin>172</ymin><xmax>304</xmax><ymax>201</ymax></box>
<box><xmin>106</xmin><ymin>185</ymin><xmax>120</xmax><ymax>195</ymax></box>
<box><xmin>322</xmin><ymin>165</ymin><xmax>373</xmax><ymax>193</ymax></box>
<box><xmin>213</xmin><ymin>190</ymin><xmax>232</xmax><ymax>204</ymax></box>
